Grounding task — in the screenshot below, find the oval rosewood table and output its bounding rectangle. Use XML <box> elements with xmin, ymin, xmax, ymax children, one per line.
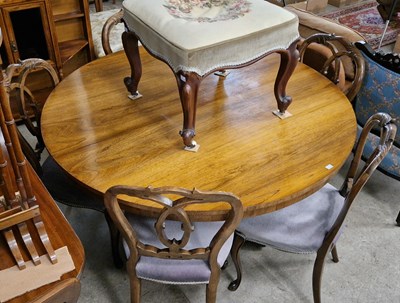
<box><xmin>41</xmin><ymin>49</ymin><xmax>356</xmax><ymax>221</ymax></box>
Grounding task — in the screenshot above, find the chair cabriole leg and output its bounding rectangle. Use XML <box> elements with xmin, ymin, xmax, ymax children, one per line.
<box><xmin>206</xmin><ymin>272</ymin><xmax>219</xmax><ymax>303</ymax></box>
<box><xmin>131</xmin><ymin>276</ymin><xmax>141</xmax><ymax>303</ymax></box>
<box><xmin>312</xmin><ymin>249</ymin><xmax>329</xmax><ymax>303</ymax></box>
<box><xmin>228</xmin><ymin>232</ymin><xmax>246</xmax><ymax>291</ymax></box>
<box><xmin>331</xmin><ymin>245</ymin><xmax>339</xmax><ymax>263</ymax></box>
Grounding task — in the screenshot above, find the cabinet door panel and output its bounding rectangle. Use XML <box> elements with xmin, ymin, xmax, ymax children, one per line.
<box><xmin>2</xmin><ymin>2</ymin><xmax>55</xmax><ymax>63</ymax></box>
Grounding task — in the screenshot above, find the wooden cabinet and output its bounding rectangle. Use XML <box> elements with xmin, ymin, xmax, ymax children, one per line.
<box><xmin>0</xmin><ymin>0</ymin><xmax>94</xmax><ymax>79</ymax></box>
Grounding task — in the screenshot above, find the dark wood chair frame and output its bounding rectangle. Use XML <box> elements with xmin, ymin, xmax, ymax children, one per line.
<box><xmin>298</xmin><ymin>33</ymin><xmax>365</xmax><ymax>103</ymax></box>
<box><xmin>104</xmin><ymin>185</ymin><xmax>243</xmax><ymax>303</ymax></box>
<box><xmin>228</xmin><ymin>112</ymin><xmax>397</xmax><ymax>303</ymax></box>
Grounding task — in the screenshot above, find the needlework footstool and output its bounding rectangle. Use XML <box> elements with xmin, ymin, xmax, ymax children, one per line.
<box><xmin>122</xmin><ymin>0</ymin><xmax>300</xmax><ymax>149</ymax></box>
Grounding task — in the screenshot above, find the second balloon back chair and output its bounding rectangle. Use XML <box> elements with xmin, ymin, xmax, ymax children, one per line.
<box><xmin>228</xmin><ymin>112</ymin><xmax>396</xmax><ymax>303</ymax></box>
<box><xmin>298</xmin><ymin>33</ymin><xmax>365</xmax><ymax>103</ymax></box>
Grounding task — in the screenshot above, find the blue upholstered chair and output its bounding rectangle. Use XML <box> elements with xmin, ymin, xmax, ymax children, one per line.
<box><xmin>104</xmin><ymin>185</ymin><xmax>243</xmax><ymax>303</ymax></box>
<box><xmin>228</xmin><ymin>113</ymin><xmax>396</xmax><ymax>303</ymax></box>
<box><xmin>354</xmin><ymin>41</ymin><xmax>400</xmax><ymax>225</ymax></box>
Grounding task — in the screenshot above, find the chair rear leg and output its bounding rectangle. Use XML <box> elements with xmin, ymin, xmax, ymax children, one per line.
<box><xmin>313</xmin><ymin>249</ymin><xmax>329</xmax><ymax>303</ymax></box>
<box><xmin>331</xmin><ymin>245</ymin><xmax>339</xmax><ymax>263</ymax></box>
<box><xmin>131</xmin><ymin>276</ymin><xmax>141</xmax><ymax>303</ymax></box>
<box><xmin>396</xmin><ymin>210</ymin><xmax>400</xmax><ymax>226</ymax></box>
<box><xmin>104</xmin><ymin>211</ymin><xmax>124</xmax><ymax>268</ymax></box>
<box><xmin>228</xmin><ymin>232</ymin><xmax>246</xmax><ymax>291</ymax></box>
<box><xmin>206</xmin><ymin>278</ymin><xmax>219</xmax><ymax>303</ymax></box>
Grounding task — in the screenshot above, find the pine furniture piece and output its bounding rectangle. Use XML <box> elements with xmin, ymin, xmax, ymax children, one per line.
<box><xmin>104</xmin><ymin>185</ymin><xmax>243</xmax><ymax>303</ymax></box>
<box><xmin>121</xmin><ymin>0</ymin><xmax>300</xmax><ymax>149</ymax></box>
<box><xmin>0</xmin><ymin>67</ymin><xmax>84</xmax><ymax>303</ymax></box>
<box><xmin>0</xmin><ymin>0</ymin><xmax>95</xmax><ymax>119</ymax></box>
<box><xmin>0</xmin><ymin>0</ymin><xmax>94</xmax><ymax>78</ymax></box>
<box><xmin>227</xmin><ymin>112</ymin><xmax>396</xmax><ymax>303</ymax></box>
<box><xmin>28</xmin><ymin>278</ymin><xmax>81</xmax><ymax>303</ymax></box>
<box><xmin>40</xmin><ymin>49</ymin><xmax>356</xmax><ymax>222</ymax></box>
<box><xmin>8</xmin><ymin>57</ymin><xmax>122</xmax><ymax>267</ymax></box>
<box><xmin>0</xmin><ymin>157</ymin><xmax>85</xmax><ymax>303</ymax></box>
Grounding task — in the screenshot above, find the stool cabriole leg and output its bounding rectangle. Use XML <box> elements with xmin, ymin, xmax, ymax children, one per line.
<box><xmin>122</xmin><ymin>31</ymin><xmax>143</xmax><ymax>100</ymax></box>
<box><xmin>176</xmin><ymin>71</ymin><xmax>202</xmax><ymax>149</ymax></box>
<box><xmin>273</xmin><ymin>40</ymin><xmax>299</xmax><ymax>114</ymax></box>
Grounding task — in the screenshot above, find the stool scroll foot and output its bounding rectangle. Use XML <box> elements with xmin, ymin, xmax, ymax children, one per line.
<box><xmin>127</xmin><ymin>90</ymin><xmax>143</xmax><ymax>101</ymax></box>
<box><xmin>272</xmin><ymin>109</ymin><xmax>292</xmax><ymax>120</ymax></box>
<box><xmin>179</xmin><ymin>129</ymin><xmax>198</xmax><ymax>150</ymax></box>
<box><xmin>122</xmin><ymin>31</ymin><xmax>142</xmax><ymax>97</ymax></box>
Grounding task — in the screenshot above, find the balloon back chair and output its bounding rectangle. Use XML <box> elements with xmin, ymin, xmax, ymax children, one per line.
<box><xmin>354</xmin><ymin>41</ymin><xmax>400</xmax><ymax>225</ymax></box>
<box><xmin>228</xmin><ymin>112</ymin><xmax>396</xmax><ymax>303</ymax></box>
<box><xmin>104</xmin><ymin>185</ymin><xmax>243</xmax><ymax>303</ymax></box>
<box><xmin>298</xmin><ymin>33</ymin><xmax>365</xmax><ymax>102</ymax></box>
<box><xmin>6</xmin><ymin>58</ymin><xmax>122</xmax><ymax>267</ymax></box>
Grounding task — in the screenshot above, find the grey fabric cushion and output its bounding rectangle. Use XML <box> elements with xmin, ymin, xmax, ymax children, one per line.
<box><xmin>124</xmin><ymin>213</ymin><xmax>233</xmax><ymax>284</ymax></box>
<box><xmin>237</xmin><ymin>183</ymin><xmax>345</xmax><ymax>253</ymax></box>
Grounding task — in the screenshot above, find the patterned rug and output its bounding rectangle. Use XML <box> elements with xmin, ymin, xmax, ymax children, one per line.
<box><xmin>321</xmin><ymin>0</ymin><xmax>400</xmax><ymax>49</ymax></box>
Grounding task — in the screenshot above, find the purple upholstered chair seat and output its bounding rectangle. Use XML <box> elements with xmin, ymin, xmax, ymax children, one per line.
<box><xmin>124</xmin><ymin>213</ymin><xmax>233</xmax><ymax>284</ymax></box>
<box><xmin>237</xmin><ymin>183</ymin><xmax>345</xmax><ymax>254</ymax></box>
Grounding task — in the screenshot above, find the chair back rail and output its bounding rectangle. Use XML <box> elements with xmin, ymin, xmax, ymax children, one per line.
<box><xmin>104</xmin><ymin>185</ymin><xmax>243</xmax><ymax>303</ymax></box>
<box><xmin>299</xmin><ymin>33</ymin><xmax>365</xmax><ymax>102</ymax></box>
<box><xmin>323</xmin><ymin>112</ymin><xmax>396</xmax><ymax>251</ymax></box>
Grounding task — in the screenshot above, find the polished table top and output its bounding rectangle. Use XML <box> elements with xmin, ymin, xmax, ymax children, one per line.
<box><xmin>41</xmin><ymin>49</ymin><xmax>356</xmax><ymax>220</ymax></box>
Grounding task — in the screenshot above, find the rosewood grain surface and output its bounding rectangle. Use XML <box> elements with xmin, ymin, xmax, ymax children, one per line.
<box><xmin>41</xmin><ymin>49</ymin><xmax>357</xmax><ymax>221</ymax></box>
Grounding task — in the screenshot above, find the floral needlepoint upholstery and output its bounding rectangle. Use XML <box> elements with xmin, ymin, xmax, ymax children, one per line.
<box><xmin>163</xmin><ymin>0</ymin><xmax>252</xmax><ymax>22</ymax></box>
<box><xmin>355</xmin><ymin>48</ymin><xmax>400</xmax><ymax>179</ymax></box>
<box><xmin>122</xmin><ymin>0</ymin><xmax>299</xmax><ymax>76</ymax></box>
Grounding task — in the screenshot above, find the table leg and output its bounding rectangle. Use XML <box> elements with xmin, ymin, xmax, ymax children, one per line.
<box><xmin>274</xmin><ymin>40</ymin><xmax>299</xmax><ymax>114</ymax></box>
<box><xmin>122</xmin><ymin>31</ymin><xmax>143</xmax><ymax>100</ymax></box>
<box><xmin>175</xmin><ymin>71</ymin><xmax>202</xmax><ymax>148</ymax></box>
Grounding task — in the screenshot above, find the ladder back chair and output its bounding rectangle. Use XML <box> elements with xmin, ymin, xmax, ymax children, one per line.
<box><xmin>104</xmin><ymin>185</ymin><xmax>243</xmax><ymax>303</ymax></box>
<box><xmin>298</xmin><ymin>33</ymin><xmax>365</xmax><ymax>102</ymax></box>
<box><xmin>228</xmin><ymin>112</ymin><xmax>396</xmax><ymax>303</ymax></box>
<box><xmin>6</xmin><ymin>58</ymin><xmax>122</xmax><ymax>267</ymax></box>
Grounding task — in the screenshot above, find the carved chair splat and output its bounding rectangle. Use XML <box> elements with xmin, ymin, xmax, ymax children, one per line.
<box><xmin>104</xmin><ymin>185</ymin><xmax>243</xmax><ymax>303</ymax></box>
